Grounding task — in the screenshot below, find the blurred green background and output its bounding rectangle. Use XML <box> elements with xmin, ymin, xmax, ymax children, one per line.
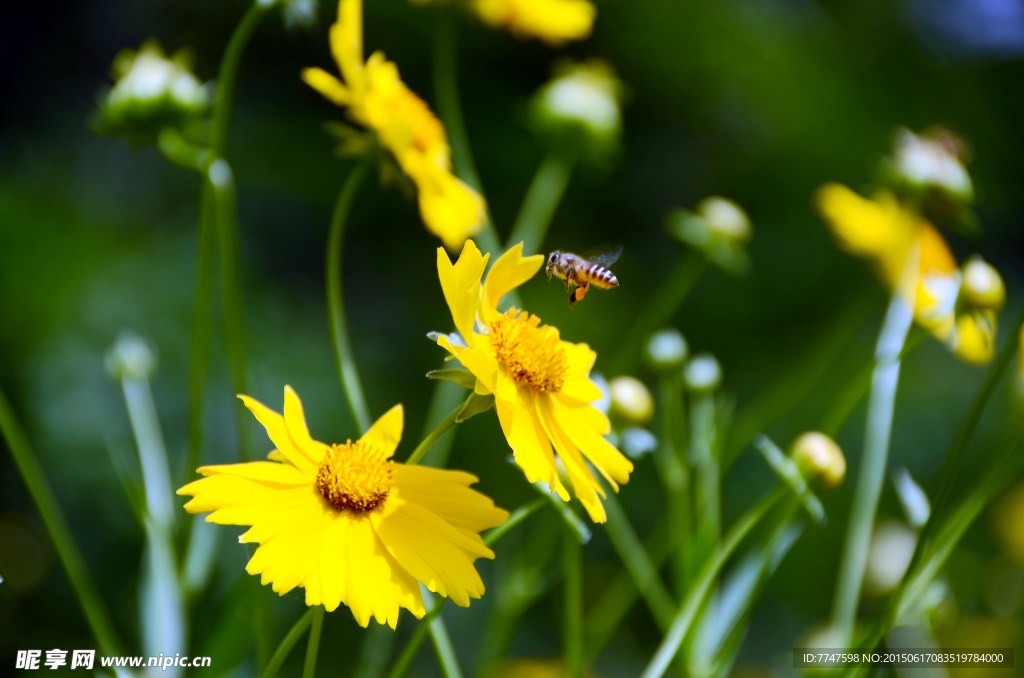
<box><xmin>2</xmin><ymin>0</ymin><xmax>1024</xmax><ymax>674</ymax></box>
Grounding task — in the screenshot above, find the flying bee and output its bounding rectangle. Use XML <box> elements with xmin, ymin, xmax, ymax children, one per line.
<box><xmin>546</xmin><ymin>244</ymin><xmax>622</xmax><ymax>308</ymax></box>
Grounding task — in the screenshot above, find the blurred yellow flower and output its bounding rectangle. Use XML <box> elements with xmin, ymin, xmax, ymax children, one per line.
<box><xmin>302</xmin><ymin>0</ymin><xmax>486</xmax><ymax>250</ymax></box>
<box><xmin>816</xmin><ymin>183</ymin><xmax>999</xmax><ymax>364</ymax></box>
<box><xmin>434</xmin><ymin>241</ymin><xmax>633</xmax><ymax>522</ymax></box>
<box><xmin>471</xmin><ymin>0</ymin><xmax>595</xmax><ymax>45</ymax></box>
<box><xmin>178</xmin><ymin>386</ymin><xmax>508</xmax><ymax>627</ymax></box>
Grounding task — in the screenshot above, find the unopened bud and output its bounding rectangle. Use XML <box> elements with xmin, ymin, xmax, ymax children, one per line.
<box><xmin>864</xmin><ymin>520</ymin><xmax>917</xmax><ymax>595</ymax></box>
<box><xmin>790</xmin><ymin>431</ymin><xmax>846</xmax><ymax>491</ymax></box>
<box><xmin>531</xmin><ymin>59</ymin><xmax>622</xmax><ymax>158</ymax></box>
<box><xmin>889</xmin><ymin>127</ymin><xmax>973</xmax><ymax>202</ymax></box>
<box><xmin>608</xmin><ymin>376</ymin><xmax>654</xmax><ymax>426</ymax></box>
<box><xmin>683</xmin><ymin>353</ymin><xmax>721</xmax><ymax>394</ymax></box>
<box><xmin>960</xmin><ymin>256</ymin><xmax>1005</xmax><ymax>311</ymax></box>
<box><xmin>697</xmin><ymin>197</ymin><xmax>752</xmax><ymax>245</ymax></box>
<box><xmin>644</xmin><ymin>328</ymin><xmax>689</xmax><ymax>371</ymax></box>
<box><xmin>105</xmin><ymin>331</ymin><xmax>158</xmax><ymax>380</ymax></box>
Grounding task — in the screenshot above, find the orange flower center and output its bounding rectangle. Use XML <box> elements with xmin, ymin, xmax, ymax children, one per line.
<box><xmin>316</xmin><ymin>440</ymin><xmax>393</xmax><ymax>512</ymax></box>
<box><xmin>489</xmin><ymin>309</ymin><xmax>568</xmax><ymax>392</ymax></box>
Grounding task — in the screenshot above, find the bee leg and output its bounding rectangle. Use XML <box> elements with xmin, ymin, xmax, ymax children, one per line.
<box><xmin>568</xmin><ymin>282</ymin><xmax>589</xmax><ymax>308</ymax></box>
<box><xmin>564</xmin><ymin>267</ymin><xmax>575</xmax><ymax>292</ymax></box>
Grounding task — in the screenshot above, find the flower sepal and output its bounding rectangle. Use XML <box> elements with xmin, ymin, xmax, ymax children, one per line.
<box><xmin>426</xmin><ymin>368</ymin><xmax>478</xmax><ymax>389</ymax></box>
<box><xmin>456</xmin><ymin>393</ymin><xmax>496</xmax><ymax>422</ymax></box>
<box><xmin>666</xmin><ymin>197</ymin><xmax>753</xmax><ymax>275</ymax></box>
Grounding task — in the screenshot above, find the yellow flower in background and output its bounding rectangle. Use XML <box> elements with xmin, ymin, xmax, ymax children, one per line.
<box><xmin>816</xmin><ymin>183</ymin><xmax>1001</xmax><ymax>364</ymax></box>
<box><xmin>177</xmin><ymin>387</ymin><xmax>508</xmax><ymax>627</ymax></box>
<box><xmin>302</xmin><ymin>0</ymin><xmax>486</xmax><ymax>250</ymax></box>
<box><xmin>470</xmin><ymin>0</ymin><xmax>595</xmax><ymax>45</ymax></box>
<box><xmin>434</xmin><ymin>241</ymin><xmax>633</xmax><ymax>523</ymax></box>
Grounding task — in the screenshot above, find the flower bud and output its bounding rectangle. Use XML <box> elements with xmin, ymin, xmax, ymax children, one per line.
<box><xmin>105</xmin><ymin>331</ymin><xmax>158</xmax><ymax>380</ymax></box>
<box><xmin>697</xmin><ymin>197</ymin><xmax>752</xmax><ymax>246</ymax></box>
<box><xmin>790</xmin><ymin>431</ymin><xmax>845</xmax><ymax>491</ymax></box>
<box><xmin>531</xmin><ymin>59</ymin><xmax>622</xmax><ymax>159</ymax></box>
<box><xmin>960</xmin><ymin>256</ymin><xmax>1005</xmax><ymax>311</ymax></box>
<box><xmin>682</xmin><ymin>353</ymin><xmax>721</xmax><ymax>394</ymax></box>
<box><xmin>864</xmin><ymin>520</ymin><xmax>917</xmax><ymax>596</ymax></box>
<box><xmin>665</xmin><ymin>198</ymin><xmax>752</xmax><ymax>274</ymax></box>
<box><xmin>94</xmin><ymin>40</ymin><xmax>211</xmax><ymax>147</ymax></box>
<box><xmin>644</xmin><ymin>328</ymin><xmax>689</xmax><ymax>371</ymax></box>
<box><xmin>608</xmin><ymin>376</ymin><xmax>654</xmax><ymax>426</ymax></box>
<box><xmin>620</xmin><ymin>427</ymin><xmax>658</xmax><ymax>459</ymax></box>
<box><xmin>888</xmin><ymin>127</ymin><xmax>973</xmax><ymax>202</ymax></box>
<box><xmin>281</xmin><ymin>0</ymin><xmax>319</xmax><ymax>30</ymax></box>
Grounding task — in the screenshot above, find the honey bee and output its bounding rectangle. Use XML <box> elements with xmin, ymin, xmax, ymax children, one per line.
<box><xmin>546</xmin><ymin>245</ymin><xmax>622</xmax><ymax>307</ymax></box>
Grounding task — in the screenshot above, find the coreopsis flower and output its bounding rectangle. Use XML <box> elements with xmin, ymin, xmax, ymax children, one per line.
<box><xmin>302</xmin><ymin>0</ymin><xmax>485</xmax><ymax>250</ymax></box>
<box><xmin>470</xmin><ymin>0</ymin><xmax>595</xmax><ymax>45</ymax></box>
<box><xmin>434</xmin><ymin>241</ymin><xmax>633</xmax><ymax>522</ymax></box>
<box><xmin>94</xmin><ymin>40</ymin><xmax>211</xmax><ymax>146</ymax></box>
<box><xmin>177</xmin><ymin>387</ymin><xmax>508</xmax><ymax>627</ymax></box>
<box><xmin>816</xmin><ymin>183</ymin><xmax>1001</xmax><ymax>364</ymax></box>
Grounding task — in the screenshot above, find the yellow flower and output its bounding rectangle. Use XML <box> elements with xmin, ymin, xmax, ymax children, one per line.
<box><xmin>302</xmin><ymin>0</ymin><xmax>486</xmax><ymax>250</ymax></box>
<box><xmin>434</xmin><ymin>240</ymin><xmax>633</xmax><ymax>523</ymax></box>
<box><xmin>177</xmin><ymin>386</ymin><xmax>508</xmax><ymax>627</ymax></box>
<box><xmin>816</xmin><ymin>183</ymin><xmax>999</xmax><ymax>364</ymax></box>
<box><xmin>471</xmin><ymin>0</ymin><xmax>595</xmax><ymax>45</ymax></box>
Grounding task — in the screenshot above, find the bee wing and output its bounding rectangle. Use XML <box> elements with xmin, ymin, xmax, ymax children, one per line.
<box><xmin>580</xmin><ymin>243</ymin><xmax>623</xmax><ymax>268</ymax></box>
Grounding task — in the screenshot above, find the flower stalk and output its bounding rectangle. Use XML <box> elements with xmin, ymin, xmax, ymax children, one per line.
<box><xmin>506</xmin><ymin>151</ymin><xmax>575</xmax><ymax>257</ymax></box>
<box><xmin>303</xmin><ymin>605</ymin><xmax>325</xmax><ymax>678</ymax></box>
<box><xmin>0</xmin><ymin>386</ymin><xmax>123</xmax><ymax>656</ymax></box>
<box><xmin>563</xmin><ymin>531</ymin><xmax>584</xmax><ymax>678</ymax></box>
<box><xmin>327</xmin><ymin>158</ymin><xmax>374</xmax><ymax>434</ymax></box>
<box><xmin>831</xmin><ymin>246</ymin><xmax>919</xmax><ymax>646</ymax></box>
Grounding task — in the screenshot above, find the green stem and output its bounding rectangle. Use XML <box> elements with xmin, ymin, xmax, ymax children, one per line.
<box><xmin>327</xmin><ymin>158</ymin><xmax>373</xmax><ymax>434</ymax></box>
<box><xmin>384</xmin><ymin>499</ymin><xmax>547</xmax><ymax>678</ymax></box>
<box><xmin>831</xmin><ymin>256</ymin><xmax>918</xmax><ymax>647</ymax></box>
<box><xmin>208</xmin><ymin>159</ymin><xmax>254</xmax><ymax>460</ymax></box>
<box><xmin>184</xmin><ymin>0</ymin><xmax>268</xmax><ymax>476</ymax></box>
<box><xmin>432</xmin><ymin>11</ymin><xmax>502</xmax><ymax>259</ymax></box>
<box><xmin>424</xmin><ymin>588</ymin><xmax>464</xmax><ymax>678</ymax></box>
<box><xmin>690</xmin><ymin>392</ymin><xmax>721</xmax><ymax>564</ymax></box>
<box><xmin>563</xmin><ymin>531</ymin><xmax>584</xmax><ymax>678</ymax></box>
<box><xmin>610</xmin><ymin>250</ymin><xmax>708</xmax><ymax>375</ymax></box>
<box><xmin>655</xmin><ymin>374</ymin><xmax>690</xmax><ymax>597</ymax></box>
<box><xmin>0</xmin><ymin>386</ymin><xmax>123</xmax><ymax>656</ymax></box>
<box><xmin>925</xmin><ymin>305</ymin><xmax>1024</xmax><ymax>530</ymax></box>
<box><xmin>303</xmin><ymin>605</ymin><xmax>325</xmax><ymax>678</ymax></box>
<box><xmin>405</xmin><ymin>400</ymin><xmax>464</xmax><ymax>466</ymax></box>
<box><xmin>262</xmin><ymin>608</ymin><xmax>315</xmax><ymax>678</ymax></box>
<box><xmin>819</xmin><ymin>327</ymin><xmax>928</xmax><ymax>439</ymax></box>
<box><xmin>186</xmin><ymin>186</ymin><xmax>216</xmax><ymax>477</ymax></box>
<box><xmin>639</xmin><ymin>488</ymin><xmax>785</xmax><ymax>678</ymax></box>
<box><xmin>506</xmin><ymin>152</ymin><xmax>575</xmax><ymax>257</ymax></box>
<box><xmin>601</xmin><ymin>489</ymin><xmax>676</xmax><ymax>630</ymax></box>
<box><xmin>209</xmin><ymin>2</ymin><xmax>270</xmax><ymax>155</ymax></box>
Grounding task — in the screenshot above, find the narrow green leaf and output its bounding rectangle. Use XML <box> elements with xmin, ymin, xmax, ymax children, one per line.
<box><xmin>455</xmin><ymin>392</ymin><xmax>494</xmax><ymax>422</ymax></box>
<box><xmin>426</xmin><ymin>369</ymin><xmax>477</xmax><ymax>389</ymax></box>
<box><xmin>753</xmin><ymin>435</ymin><xmax>825</xmax><ymax>524</ymax></box>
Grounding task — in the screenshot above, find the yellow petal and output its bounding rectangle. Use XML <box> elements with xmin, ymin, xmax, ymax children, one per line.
<box><xmin>558</xmin><ymin>377</ymin><xmax>604</xmax><ymax>404</ymax></box>
<box><xmin>300</xmin><ymin>67</ymin><xmax>351</xmax><ymax>106</ymax></box>
<box><xmin>562</xmin><ymin>341</ymin><xmax>597</xmax><ymax>380</ymax></box>
<box><xmin>318</xmin><ymin>512</ymin><xmax>423</xmax><ymax>627</ymax></box>
<box><xmin>190</xmin><ymin>461</ymin><xmax>309</xmax><ymax>486</ymax></box>
<box><xmin>238</xmin><ymin>394</ymin><xmax>321</xmax><ymax>475</ymax></box>
<box><xmin>392</xmin><ymin>464</ymin><xmax>509</xmax><ymax>534</ymax></box>
<box><xmin>495</xmin><ymin>390</ymin><xmax>569</xmax><ymax>501</ymax></box>
<box><xmin>359</xmin><ymin>404</ymin><xmax>404</xmax><ymax>458</ymax></box>
<box><xmin>552</xmin><ymin>395</ymin><xmax>633</xmax><ymax>486</ymax></box>
<box><xmin>437</xmin><ymin>241</ymin><xmax>489</xmax><ymax>342</ymax></box>
<box><xmin>481</xmin><ymin>243</ymin><xmax>544</xmax><ymax>316</ymax></box>
<box><xmin>283</xmin><ymin>386</ymin><xmax>332</xmax><ymax>461</ymax></box>
<box><xmin>177</xmin><ymin>471</ymin><xmax>313</xmax><ymax>519</ymax></box>
<box><xmin>371</xmin><ymin>496</ymin><xmax>491</xmax><ymax>608</ymax></box>
<box><xmin>331</xmin><ymin>0</ymin><xmax>364</xmax><ymax>91</ymax></box>
<box><xmin>437</xmin><ymin>335</ymin><xmax>503</xmax><ymax>398</ymax></box>
<box><xmin>535</xmin><ymin>392</ymin><xmax>607</xmax><ymax>523</ymax></box>
<box><xmin>417</xmin><ymin>169</ymin><xmax>487</xmax><ymax>251</ymax></box>
<box><xmin>473</xmin><ymin>0</ymin><xmax>595</xmax><ymax>45</ymax></box>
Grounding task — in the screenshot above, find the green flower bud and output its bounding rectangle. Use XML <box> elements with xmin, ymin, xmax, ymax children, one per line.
<box><xmin>960</xmin><ymin>255</ymin><xmax>1005</xmax><ymax>311</ymax></box>
<box><xmin>697</xmin><ymin>197</ymin><xmax>752</xmax><ymax>245</ymax></box>
<box><xmin>888</xmin><ymin>127</ymin><xmax>973</xmax><ymax>203</ymax></box>
<box><xmin>864</xmin><ymin>520</ymin><xmax>917</xmax><ymax>596</ymax></box>
<box><xmin>665</xmin><ymin>197</ymin><xmax>752</xmax><ymax>275</ymax></box>
<box><xmin>682</xmin><ymin>353</ymin><xmax>721</xmax><ymax>394</ymax></box>
<box><xmin>644</xmin><ymin>328</ymin><xmax>689</xmax><ymax>371</ymax></box>
<box><xmin>531</xmin><ymin>59</ymin><xmax>623</xmax><ymax>160</ymax></box>
<box><xmin>790</xmin><ymin>431</ymin><xmax>845</xmax><ymax>491</ymax></box>
<box><xmin>105</xmin><ymin>331</ymin><xmax>158</xmax><ymax>380</ymax></box>
<box><xmin>94</xmin><ymin>40</ymin><xmax>211</xmax><ymax>147</ymax></box>
<box><xmin>608</xmin><ymin>376</ymin><xmax>654</xmax><ymax>426</ymax></box>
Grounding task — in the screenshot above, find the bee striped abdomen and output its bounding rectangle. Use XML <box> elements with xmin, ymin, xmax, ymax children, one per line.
<box><xmin>579</xmin><ymin>264</ymin><xmax>618</xmax><ymax>288</ymax></box>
